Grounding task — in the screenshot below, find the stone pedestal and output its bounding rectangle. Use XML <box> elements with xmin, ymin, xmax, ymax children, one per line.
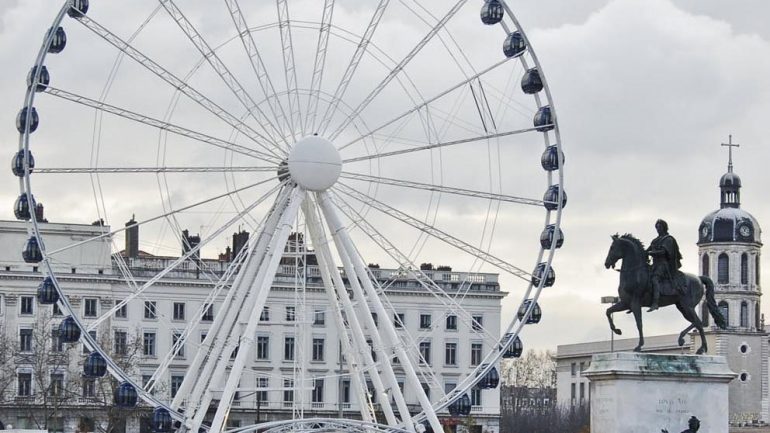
<box><xmin>583</xmin><ymin>352</ymin><xmax>736</xmax><ymax>433</ymax></box>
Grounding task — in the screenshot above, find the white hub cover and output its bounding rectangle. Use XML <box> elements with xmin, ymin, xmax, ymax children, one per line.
<box><xmin>287</xmin><ymin>135</ymin><xmax>342</xmax><ymax>191</ymax></box>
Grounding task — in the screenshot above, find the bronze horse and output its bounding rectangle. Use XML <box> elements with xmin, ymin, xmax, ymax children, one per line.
<box><xmin>604</xmin><ymin>234</ymin><xmax>726</xmax><ymax>354</ymax></box>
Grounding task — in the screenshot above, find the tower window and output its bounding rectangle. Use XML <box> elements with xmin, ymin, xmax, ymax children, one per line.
<box><xmin>741</xmin><ymin>253</ymin><xmax>748</xmax><ymax>285</ymax></box>
<box><xmin>718</xmin><ymin>301</ymin><xmax>729</xmax><ymax>326</ymax></box>
<box><xmin>740</xmin><ymin>301</ymin><xmax>748</xmax><ymax>328</ymax></box>
<box><xmin>701</xmin><ymin>254</ymin><xmax>709</xmax><ymax>278</ymax></box>
<box><xmin>717</xmin><ymin>253</ymin><xmax>729</xmax><ymax>284</ymax></box>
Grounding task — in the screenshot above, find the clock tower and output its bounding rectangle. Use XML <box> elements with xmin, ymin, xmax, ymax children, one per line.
<box><xmin>697</xmin><ymin>136</ymin><xmax>766</xmax><ymax>423</ymax></box>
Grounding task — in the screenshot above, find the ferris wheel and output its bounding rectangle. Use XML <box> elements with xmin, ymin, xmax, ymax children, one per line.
<box><xmin>14</xmin><ymin>0</ymin><xmax>565</xmax><ymax>432</ymax></box>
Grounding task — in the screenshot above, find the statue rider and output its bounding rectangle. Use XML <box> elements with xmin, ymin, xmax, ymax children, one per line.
<box><xmin>646</xmin><ymin>219</ymin><xmax>682</xmax><ymax>312</ymax></box>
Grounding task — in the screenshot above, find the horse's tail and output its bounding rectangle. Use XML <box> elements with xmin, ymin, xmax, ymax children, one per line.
<box><xmin>700</xmin><ymin>275</ymin><xmax>727</xmax><ymax>329</ymax></box>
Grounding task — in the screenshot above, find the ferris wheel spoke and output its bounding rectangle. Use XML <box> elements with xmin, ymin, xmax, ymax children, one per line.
<box><xmin>327</xmin><ymin>0</ymin><xmax>469</xmax><ymax>141</ymax></box>
<box><xmin>33</xmin><ymin>166</ymin><xmax>275</xmax><ymax>174</ymax></box>
<box><xmin>86</xmin><ymin>182</ymin><xmax>284</xmax><ymax>331</ymax></box>
<box><xmin>277</xmin><ymin>0</ymin><xmax>304</xmax><ymax>139</ymax></box>
<box><xmin>305</xmin><ymin>0</ymin><xmax>335</xmax><ymax>134</ymax></box>
<box><xmin>334</xmin><ymin>182</ymin><xmax>531</xmax><ymax>281</ymax></box>
<box><xmin>343</xmin><ymin>125</ymin><xmax>545</xmax><ymax>164</ymax></box>
<box><xmin>158</xmin><ymin>0</ymin><xmax>289</xmax><ymax>152</ymax></box>
<box><xmin>340</xmin><ymin>172</ymin><xmax>545</xmax><ymax>207</ymax></box>
<box><xmin>44</xmin><ymin>87</ymin><xmax>280</xmax><ymax>164</ymax></box>
<box><xmin>316</xmin><ymin>0</ymin><xmax>390</xmax><ymax>136</ymax></box>
<box><xmin>45</xmin><ymin>177</ymin><xmax>283</xmax><ymax>257</ymax></box>
<box><xmin>333</xmin><ymin>194</ymin><xmax>502</xmax><ymax>347</ymax></box>
<box><xmin>339</xmin><ymin>57</ymin><xmax>513</xmax><ymax>152</ymax></box>
<box><xmin>73</xmin><ymin>14</ymin><xmax>284</xmax><ymax>159</ymax></box>
<box><xmin>224</xmin><ymin>0</ymin><xmax>292</xmax><ymax>136</ymax></box>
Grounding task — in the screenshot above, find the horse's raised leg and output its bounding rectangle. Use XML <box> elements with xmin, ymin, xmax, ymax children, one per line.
<box><xmin>675</xmin><ymin>303</ymin><xmax>695</xmax><ymax>346</ymax></box>
<box><xmin>681</xmin><ymin>306</ymin><xmax>708</xmax><ymax>354</ymax></box>
<box><xmin>631</xmin><ymin>299</ymin><xmax>644</xmax><ymax>352</ymax></box>
<box><xmin>606</xmin><ymin>301</ymin><xmax>628</xmax><ymax>336</ymax></box>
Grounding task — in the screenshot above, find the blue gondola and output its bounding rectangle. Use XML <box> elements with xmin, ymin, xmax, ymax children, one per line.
<box><xmin>517</xmin><ymin>299</ymin><xmax>542</xmax><ymax>324</ymax></box>
<box><xmin>531</xmin><ymin>262</ymin><xmax>556</xmax><ymax>287</ymax></box>
<box><xmin>152</xmin><ymin>408</ymin><xmax>174</xmax><ymax>432</ymax></box>
<box><xmin>22</xmin><ymin>236</ymin><xmax>43</xmax><ymax>263</ymax></box>
<box><xmin>37</xmin><ymin>276</ymin><xmax>58</xmax><ymax>305</ymax></box>
<box><xmin>114</xmin><ymin>382</ymin><xmax>138</xmax><ymax>408</ymax></box>
<box><xmin>540</xmin><ymin>145</ymin><xmax>563</xmax><ymax>171</ymax></box>
<box><xmin>533</xmin><ymin>106</ymin><xmax>554</xmax><ymax>132</ymax></box>
<box><xmin>16</xmin><ymin>107</ymin><xmax>39</xmax><ymax>134</ymax></box>
<box><xmin>539</xmin><ymin>224</ymin><xmax>564</xmax><ymax>249</ymax></box>
<box><xmin>501</xmin><ymin>333</ymin><xmax>523</xmax><ymax>358</ymax></box>
<box><xmin>521</xmin><ymin>68</ymin><xmax>543</xmax><ymax>94</ymax></box>
<box><xmin>59</xmin><ymin>316</ymin><xmax>81</xmax><ymax>343</ymax></box>
<box><xmin>12</xmin><ymin>150</ymin><xmax>35</xmax><ymax>177</ymax></box>
<box><xmin>448</xmin><ymin>393</ymin><xmax>472</xmax><ymax>416</ymax></box>
<box><xmin>480</xmin><ymin>0</ymin><xmax>504</xmax><ymax>25</ymax></box>
<box><xmin>503</xmin><ymin>32</ymin><xmax>526</xmax><ymax>58</ymax></box>
<box><xmin>542</xmin><ymin>185</ymin><xmax>566</xmax><ymax>211</ymax></box>
<box><xmin>26</xmin><ymin>66</ymin><xmax>50</xmax><ymax>93</ymax></box>
<box><xmin>47</xmin><ymin>27</ymin><xmax>67</xmax><ymax>54</ymax></box>
<box><xmin>14</xmin><ymin>194</ymin><xmax>35</xmax><ymax>221</ymax></box>
<box><xmin>478</xmin><ymin>365</ymin><xmax>500</xmax><ymax>389</ymax></box>
<box><xmin>84</xmin><ymin>352</ymin><xmax>107</xmax><ymax>377</ymax></box>
<box><xmin>67</xmin><ymin>0</ymin><xmax>90</xmax><ymax>18</ymax></box>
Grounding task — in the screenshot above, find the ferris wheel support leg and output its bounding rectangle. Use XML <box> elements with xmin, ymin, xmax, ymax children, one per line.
<box><xmin>318</xmin><ymin>192</ymin><xmax>433</xmax><ymax>432</ymax></box>
<box><xmin>208</xmin><ymin>187</ymin><xmax>304</xmax><ymax>433</ymax></box>
<box><xmin>303</xmin><ymin>196</ymin><xmax>377</xmax><ymax>424</ymax></box>
<box><xmin>175</xmin><ymin>187</ymin><xmax>293</xmax><ymax>417</ymax></box>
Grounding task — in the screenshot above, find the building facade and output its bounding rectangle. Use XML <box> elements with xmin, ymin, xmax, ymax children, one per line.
<box><xmin>0</xmin><ymin>219</ymin><xmax>502</xmax><ymax>432</ymax></box>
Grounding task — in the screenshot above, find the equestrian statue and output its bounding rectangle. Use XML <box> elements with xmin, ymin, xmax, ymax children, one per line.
<box><xmin>604</xmin><ymin>219</ymin><xmax>727</xmax><ymax>354</ymax></box>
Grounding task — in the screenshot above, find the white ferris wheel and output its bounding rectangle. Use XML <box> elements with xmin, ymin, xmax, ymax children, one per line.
<box><xmin>14</xmin><ymin>0</ymin><xmax>565</xmax><ymax>432</ymax></box>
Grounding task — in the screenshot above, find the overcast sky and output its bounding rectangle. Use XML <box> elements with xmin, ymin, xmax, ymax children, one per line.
<box><xmin>1</xmin><ymin>0</ymin><xmax>768</xmax><ymax>353</ymax></box>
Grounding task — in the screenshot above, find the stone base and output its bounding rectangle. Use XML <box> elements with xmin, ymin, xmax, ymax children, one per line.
<box><xmin>583</xmin><ymin>352</ymin><xmax>736</xmax><ymax>433</ymax></box>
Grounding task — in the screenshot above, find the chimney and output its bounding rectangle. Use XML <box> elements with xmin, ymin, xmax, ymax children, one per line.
<box><xmin>182</xmin><ymin>229</ymin><xmax>201</xmax><ymax>262</ymax></box>
<box><xmin>232</xmin><ymin>230</ymin><xmax>249</xmax><ymax>260</ymax></box>
<box><xmin>125</xmin><ymin>215</ymin><xmax>139</xmax><ymax>259</ymax></box>
<box><xmin>34</xmin><ymin>203</ymin><xmax>47</xmax><ymax>223</ymax></box>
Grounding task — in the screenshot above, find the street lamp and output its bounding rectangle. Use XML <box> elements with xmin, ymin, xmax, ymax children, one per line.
<box><xmin>601</xmin><ymin>296</ymin><xmax>620</xmax><ymax>352</ymax></box>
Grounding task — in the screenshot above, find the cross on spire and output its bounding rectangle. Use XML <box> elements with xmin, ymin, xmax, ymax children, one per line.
<box><xmin>721</xmin><ymin>134</ymin><xmax>740</xmax><ymax>173</ymax></box>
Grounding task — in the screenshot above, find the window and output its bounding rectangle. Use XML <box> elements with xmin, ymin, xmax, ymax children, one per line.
<box><xmin>570</xmin><ymin>383</ymin><xmax>576</xmax><ymax>404</ymax></box>
<box><xmin>312</xmin><ymin>378</ymin><xmax>324</xmax><ymax>403</ymax></box>
<box><xmin>571</xmin><ymin>362</ymin><xmax>577</xmax><ymax>376</ymax></box>
<box><xmin>83</xmin><ymin>330</ymin><xmax>97</xmax><ymax>354</ymax></box>
<box><xmin>260</xmin><ymin>307</ymin><xmax>270</xmax><ymax>322</ymax></box>
<box><xmin>445</xmin><ymin>342</ymin><xmax>457</xmax><ymax>366</ymax></box>
<box><xmin>579</xmin><ymin>361</ymin><xmax>585</xmax><ymax>373</ymax></box>
<box><xmin>313</xmin><ymin>309</ymin><xmax>325</xmax><ymax>326</ymax></box>
<box><xmin>285</xmin><ymin>306</ymin><xmax>295</xmax><ymax>322</ymax></box>
<box><xmin>702</xmin><ymin>254</ymin><xmax>709</xmax><ymax>277</ymax></box>
<box><xmin>579</xmin><ymin>382</ymin><xmax>585</xmax><ymax>401</ymax></box>
<box><xmin>471</xmin><ymin>315</ymin><xmax>483</xmax><ymax>331</ymax></box>
<box><xmin>19</xmin><ymin>329</ymin><xmax>33</xmax><ymax>352</ymax></box>
<box><xmin>341</xmin><ymin>379</ymin><xmax>351</xmax><ymax>403</ymax></box>
<box><xmin>718</xmin><ymin>253</ymin><xmax>729</xmax><ymax>284</ymax></box>
<box><xmin>470</xmin><ymin>343</ymin><xmax>482</xmax><ymax>366</ymax></box>
<box><xmin>420</xmin><ymin>314</ymin><xmax>431</xmax><ymax>329</ymax></box>
<box><xmin>394</xmin><ymin>313</ymin><xmax>405</xmax><ymax>328</ymax></box>
<box><xmin>741</xmin><ymin>253</ymin><xmax>749</xmax><ymax>285</ymax></box>
<box><xmin>143</xmin><ymin>332</ymin><xmax>156</xmax><ymax>357</ymax></box>
<box><xmin>419</xmin><ymin>341</ymin><xmax>431</xmax><ymax>365</ymax></box>
<box><xmin>144</xmin><ymin>301</ymin><xmax>157</xmax><ymax>319</ymax></box>
<box><xmin>84</xmin><ymin>298</ymin><xmax>98</xmax><ymax>317</ymax></box>
<box><xmin>82</xmin><ymin>378</ymin><xmax>95</xmax><ymax>398</ymax></box>
<box><xmin>52</xmin><ymin>302</ymin><xmax>62</xmax><ymax>316</ymax></box>
<box><xmin>367</xmin><ymin>339</ymin><xmax>377</xmax><ymax>362</ymax></box>
<box><xmin>445</xmin><ymin>315</ymin><xmax>457</xmax><ymax>330</ymax></box>
<box><xmin>421</xmin><ymin>383</ymin><xmax>431</xmax><ymax>400</ymax></box>
<box><xmin>50</xmin><ymin>373</ymin><xmax>64</xmax><ymax>397</ymax></box>
<box><xmin>79</xmin><ymin>418</ymin><xmax>95</xmax><ymax>433</ymax></box>
<box><xmin>200</xmin><ymin>332</ymin><xmax>207</xmax><ymax>343</ymax></box>
<box><xmin>256</xmin><ymin>336</ymin><xmax>269</xmax><ymax>360</ymax></box>
<box><xmin>51</xmin><ymin>328</ymin><xmax>63</xmax><ymax>352</ymax></box>
<box><xmin>471</xmin><ymin>386</ymin><xmax>482</xmax><ymax>406</ymax></box>
<box><xmin>719</xmin><ymin>301</ymin><xmax>729</xmax><ymax>326</ymax></box>
<box><xmin>201</xmin><ymin>304</ymin><xmax>214</xmax><ymax>322</ymax></box>
<box><xmin>171</xmin><ymin>375</ymin><xmax>184</xmax><ymax>398</ymax></box>
<box><xmin>284</xmin><ymin>336</ymin><xmax>295</xmax><ymax>361</ymax></box>
<box><xmin>371</xmin><ymin>312</ymin><xmax>378</xmax><ymax>327</ymax></box>
<box><xmin>114</xmin><ymin>300</ymin><xmax>127</xmax><ymax>319</ymax></box>
<box><xmin>173</xmin><ymin>302</ymin><xmax>185</xmax><ymax>321</ymax></box>
<box><xmin>740</xmin><ymin>301</ymin><xmax>749</xmax><ymax>328</ymax></box>
<box><xmin>114</xmin><ymin>330</ymin><xmax>128</xmax><ymax>355</ymax></box>
<box><xmin>173</xmin><ymin>333</ymin><xmax>185</xmax><ymax>358</ymax></box>
<box><xmin>256</xmin><ymin>377</ymin><xmax>268</xmax><ymax>402</ymax></box>
<box><xmin>18</xmin><ymin>372</ymin><xmax>32</xmax><ymax>396</ymax></box>
<box><xmin>142</xmin><ymin>374</ymin><xmax>156</xmax><ymax>395</ymax></box>
<box><xmin>48</xmin><ymin>418</ymin><xmax>64</xmax><ymax>433</ymax></box>
<box><xmin>283</xmin><ymin>379</ymin><xmax>294</xmax><ymax>404</ymax></box>
<box><xmin>757</xmin><ymin>256</ymin><xmax>761</xmax><ymax>285</ymax></box>
<box><xmin>312</xmin><ymin>338</ymin><xmax>325</xmax><ymax>361</ymax></box>
<box><xmin>20</xmin><ymin>296</ymin><xmax>34</xmax><ymax>315</ymax></box>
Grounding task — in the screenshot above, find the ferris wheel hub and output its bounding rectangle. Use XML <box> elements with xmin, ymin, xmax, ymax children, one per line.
<box><xmin>287</xmin><ymin>135</ymin><xmax>342</xmax><ymax>191</ymax></box>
